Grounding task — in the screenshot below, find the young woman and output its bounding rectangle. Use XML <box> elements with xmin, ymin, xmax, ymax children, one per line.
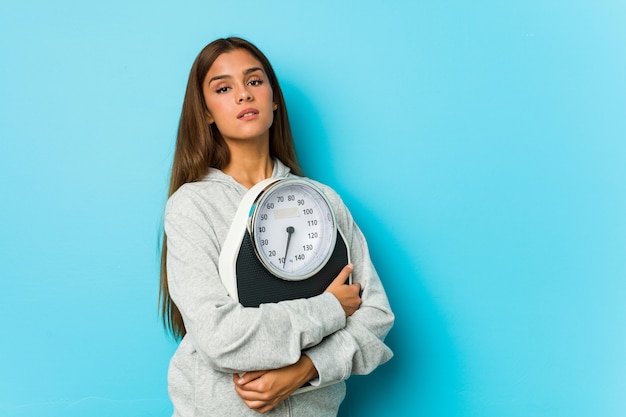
<box><xmin>159</xmin><ymin>37</ymin><xmax>394</xmax><ymax>416</ymax></box>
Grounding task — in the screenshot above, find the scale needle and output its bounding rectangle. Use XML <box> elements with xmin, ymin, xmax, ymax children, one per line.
<box><xmin>283</xmin><ymin>226</ymin><xmax>295</xmax><ymax>269</ymax></box>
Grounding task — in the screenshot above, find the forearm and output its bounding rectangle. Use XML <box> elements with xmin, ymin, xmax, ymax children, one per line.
<box><xmin>233</xmin><ymin>354</ymin><xmax>320</xmax><ymax>413</ymax></box>
<box><xmin>304</xmin><ymin>304</ymin><xmax>394</xmax><ymax>385</ymax></box>
<box><xmin>295</xmin><ymin>354</ymin><xmax>319</xmax><ymax>383</ymax></box>
<box><xmin>174</xmin><ymin>283</ymin><xmax>346</xmax><ymax>372</ymax></box>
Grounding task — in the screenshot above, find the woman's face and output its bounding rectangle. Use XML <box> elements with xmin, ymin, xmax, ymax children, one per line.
<box><xmin>202</xmin><ymin>49</ymin><xmax>276</xmax><ymax>145</ymax></box>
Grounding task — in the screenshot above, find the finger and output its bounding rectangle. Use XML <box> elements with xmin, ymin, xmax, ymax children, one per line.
<box><xmin>241</xmin><ymin>397</ymin><xmax>270</xmax><ymax>411</ymax></box>
<box><xmin>234</xmin><ymin>370</ymin><xmax>267</xmax><ymax>386</ymax></box>
<box><xmin>234</xmin><ymin>380</ymin><xmax>271</xmax><ymax>400</ymax></box>
<box><xmin>234</xmin><ymin>383</ymin><xmax>260</xmax><ymax>399</ymax></box>
<box><xmin>245</xmin><ymin>400</ymin><xmax>277</xmax><ymax>414</ymax></box>
<box><xmin>330</xmin><ymin>264</ymin><xmax>353</xmax><ymax>286</ymax></box>
<box><xmin>235</xmin><ymin>385</ymin><xmax>281</xmax><ymax>411</ymax></box>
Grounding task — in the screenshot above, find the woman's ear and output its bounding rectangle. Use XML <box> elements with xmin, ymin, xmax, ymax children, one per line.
<box><xmin>206</xmin><ymin>112</ymin><xmax>215</xmax><ymax>124</ymax></box>
<box><xmin>273</xmin><ymin>103</ymin><xmax>278</xmax><ymax>111</ymax></box>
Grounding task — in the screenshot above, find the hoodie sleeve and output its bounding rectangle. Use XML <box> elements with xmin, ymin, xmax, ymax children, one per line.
<box><xmin>302</xmin><ymin>188</ymin><xmax>395</xmax><ymax>386</ymax></box>
<box><xmin>165</xmin><ymin>186</ymin><xmax>346</xmax><ymax>374</ymax></box>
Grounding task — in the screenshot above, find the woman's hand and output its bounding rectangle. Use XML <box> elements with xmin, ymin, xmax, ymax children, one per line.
<box><xmin>325</xmin><ymin>264</ymin><xmax>362</xmax><ymax>317</ymax></box>
<box><xmin>233</xmin><ymin>355</ymin><xmax>318</xmax><ymax>413</ymax></box>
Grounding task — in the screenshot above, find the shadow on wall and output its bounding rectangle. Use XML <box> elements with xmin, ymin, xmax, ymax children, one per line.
<box><xmin>279</xmin><ymin>79</ymin><xmax>339</xmax><ymax>183</ymax></box>
<box><xmin>337</xmin><ymin>200</ymin><xmax>465</xmax><ymax>416</ymax></box>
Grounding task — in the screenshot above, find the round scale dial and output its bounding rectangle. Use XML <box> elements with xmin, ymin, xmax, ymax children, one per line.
<box><xmin>249</xmin><ymin>179</ymin><xmax>337</xmax><ymax>281</ymax></box>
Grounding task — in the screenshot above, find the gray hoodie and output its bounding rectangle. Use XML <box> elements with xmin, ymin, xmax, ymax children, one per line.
<box><xmin>164</xmin><ymin>160</ymin><xmax>394</xmax><ymax>416</ymax></box>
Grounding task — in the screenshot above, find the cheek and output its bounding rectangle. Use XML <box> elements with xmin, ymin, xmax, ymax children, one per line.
<box><xmin>204</xmin><ymin>99</ymin><xmax>225</xmax><ymax>124</ymax></box>
<box><xmin>258</xmin><ymin>84</ymin><xmax>274</xmax><ymax>102</ymax></box>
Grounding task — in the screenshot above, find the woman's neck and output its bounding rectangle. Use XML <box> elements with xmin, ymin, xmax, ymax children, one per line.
<box><xmin>222</xmin><ymin>140</ymin><xmax>274</xmax><ymax>189</ymax></box>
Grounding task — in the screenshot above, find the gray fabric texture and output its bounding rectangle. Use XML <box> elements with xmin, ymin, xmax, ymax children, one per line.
<box><xmin>164</xmin><ymin>159</ymin><xmax>394</xmax><ymax>416</ymax></box>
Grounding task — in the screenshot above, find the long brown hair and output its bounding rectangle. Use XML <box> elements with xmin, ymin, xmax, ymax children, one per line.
<box><xmin>159</xmin><ymin>37</ymin><xmax>303</xmax><ymax>340</ymax></box>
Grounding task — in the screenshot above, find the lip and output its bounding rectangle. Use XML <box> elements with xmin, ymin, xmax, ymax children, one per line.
<box><xmin>237</xmin><ymin>108</ymin><xmax>259</xmax><ymax>119</ymax></box>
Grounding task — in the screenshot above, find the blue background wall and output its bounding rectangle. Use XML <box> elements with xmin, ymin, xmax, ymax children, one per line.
<box><xmin>1</xmin><ymin>1</ymin><xmax>625</xmax><ymax>416</ymax></box>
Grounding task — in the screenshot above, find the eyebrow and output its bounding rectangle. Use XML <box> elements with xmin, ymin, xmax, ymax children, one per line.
<box><xmin>208</xmin><ymin>67</ymin><xmax>264</xmax><ymax>85</ymax></box>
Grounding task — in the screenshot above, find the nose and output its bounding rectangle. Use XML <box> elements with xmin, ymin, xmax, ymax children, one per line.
<box><xmin>237</xmin><ymin>87</ymin><xmax>253</xmax><ymax>103</ymax></box>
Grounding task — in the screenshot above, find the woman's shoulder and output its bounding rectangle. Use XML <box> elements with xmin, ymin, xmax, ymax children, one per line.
<box><xmin>166</xmin><ymin>173</ymin><xmax>243</xmax><ymax>217</ymax></box>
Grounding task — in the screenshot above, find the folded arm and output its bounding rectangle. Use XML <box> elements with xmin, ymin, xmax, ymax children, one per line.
<box><xmin>165</xmin><ymin>193</ymin><xmax>347</xmax><ymax>373</ymax></box>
